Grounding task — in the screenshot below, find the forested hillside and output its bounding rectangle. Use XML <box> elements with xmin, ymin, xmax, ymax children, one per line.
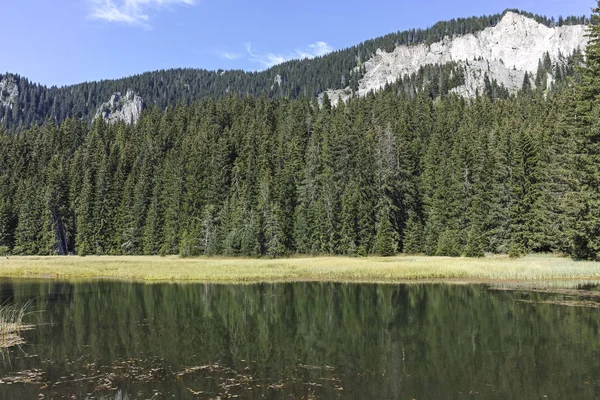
<box><xmin>0</xmin><ymin>9</ymin><xmax>588</xmax><ymax>132</ymax></box>
<box><xmin>0</xmin><ymin>71</ymin><xmax>596</xmax><ymax>258</ymax></box>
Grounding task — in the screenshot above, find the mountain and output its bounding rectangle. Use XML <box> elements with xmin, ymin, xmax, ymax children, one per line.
<box><xmin>326</xmin><ymin>11</ymin><xmax>588</xmax><ymax>104</ymax></box>
<box><xmin>0</xmin><ymin>9</ymin><xmax>589</xmax><ymax>130</ymax></box>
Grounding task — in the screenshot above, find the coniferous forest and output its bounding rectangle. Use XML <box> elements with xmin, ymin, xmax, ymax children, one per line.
<box><xmin>1</xmin><ymin>8</ymin><xmax>600</xmax><ymax>260</ymax></box>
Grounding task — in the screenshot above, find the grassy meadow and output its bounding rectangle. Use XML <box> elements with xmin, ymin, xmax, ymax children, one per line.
<box><xmin>0</xmin><ymin>254</ymin><xmax>599</xmax><ymax>283</ymax></box>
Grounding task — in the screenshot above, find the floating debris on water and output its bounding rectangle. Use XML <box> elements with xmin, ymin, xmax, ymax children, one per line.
<box><xmin>0</xmin><ymin>369</ymin><xmax>44</xmax><ymax>385</ymax></box>
<box><xmin>0</xmin><ymin>358</ymin><xmax>344</xmax><ymax>399</ymax></box>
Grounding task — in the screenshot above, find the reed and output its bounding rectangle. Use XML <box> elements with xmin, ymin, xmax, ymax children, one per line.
<box><xmin>0</xmin><ymin>302</ymin><xmax>32</xmax><ymax>348</ymax></box>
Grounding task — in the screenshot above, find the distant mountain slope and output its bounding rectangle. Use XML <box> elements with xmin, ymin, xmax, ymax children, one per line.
<box><xmin>326</xmin><ymin>12</ymin><xmax>587</xmax><ymax>104</ymax></box>
<box><xmin>0</xmin><ymin>9</ymin><xmax>589</xmax><ymax>131</ymax></box>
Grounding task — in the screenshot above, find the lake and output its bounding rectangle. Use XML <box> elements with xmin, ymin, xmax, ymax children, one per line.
<box><xmin>0</xmin><ymin>280</ymin><xmax>598</xmax><ymax>399</ymax></box>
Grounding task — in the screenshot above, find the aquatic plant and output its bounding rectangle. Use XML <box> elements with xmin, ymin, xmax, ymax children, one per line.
<box><xmin>0</xmin><ymin>301</ymin><xmax>33</xmax><ymax>348</ymax></box>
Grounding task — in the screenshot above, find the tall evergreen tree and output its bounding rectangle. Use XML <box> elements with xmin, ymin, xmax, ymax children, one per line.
<box><xmin>569</xmin><ymin>2</ymin><xmax>600</xmax><ymax>259</ymax></box>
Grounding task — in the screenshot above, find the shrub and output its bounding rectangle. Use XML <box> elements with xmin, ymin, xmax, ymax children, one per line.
<box><xmin>508</xmin><ymin>243</ymin><xmax>524</xmax><ymax>259</ymax></box>
<box><xmin>356</xmin><ymin>245</ymin><xmax>368</xmax><ymax>257</ymax></box>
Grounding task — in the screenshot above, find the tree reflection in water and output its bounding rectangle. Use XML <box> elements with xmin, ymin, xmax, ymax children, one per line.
<box><xmin>0</xmin><ymin>281</ymin><xmax>597</xmax><ymax>399</ymax></box>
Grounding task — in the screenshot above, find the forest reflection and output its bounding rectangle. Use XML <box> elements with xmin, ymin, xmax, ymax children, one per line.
<box><xmin>0</xmin><ymin>280</ymin><xmax>598</xmax><ymax>399</ymax></box>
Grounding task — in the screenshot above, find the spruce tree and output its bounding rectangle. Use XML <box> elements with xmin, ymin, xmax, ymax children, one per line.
<box><xmin>0</xmin><ymin>176</ymin><xmax>15</xmax><ymax>253</ymax></box>
<box><xmin>13</xmin><ymin>180</ymin><xmax>43</xmax><ymax>255</ymax></box>
<box><xmin>569</xmin><ymin>2</ymin><xmax>600</xmax><ymax>259</ymax></box>
<box><xmin>374</xmin><ymin>205</ymin><xmax>396</xmax><ymax>256</ymax></box>
<box><xmin>265</xmin><ymin>204</ymin><xmax>286</xmax><ymax>258</ymax></box>
<box><xmin>403</xmin><ymin>213</ymin><xmax>424</xmax><ymax>254</ymax></box>
<box><xmin>522</xmin><ymin>72</ymin><xmax>533</xmax><ymax>92</ymax></box>
<box><xmin>436</xmin><ymin>229</ymin><xmax>462</xmax><ymax>257</ymax></box>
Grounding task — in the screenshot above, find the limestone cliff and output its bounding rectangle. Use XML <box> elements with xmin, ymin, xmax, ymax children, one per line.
<box><xmin>94</xmin><ymin>90</ymin><xmax>144</xmax><ymax>125</ymax></box>
<box><xmin>325</xmin><ymin>12</ymin><xmax>588</xmax><ymax>104</ymax></box>
<box><xmin>0</xmin><ymin>76</ymin><xmax>19</xmax><ymax>110</ymax></box>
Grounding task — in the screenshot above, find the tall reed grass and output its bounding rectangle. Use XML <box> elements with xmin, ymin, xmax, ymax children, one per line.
<box><xmin>0</xmin><ymin>301</ymin><xmax>32</xmax><ymax>348</ymax></box>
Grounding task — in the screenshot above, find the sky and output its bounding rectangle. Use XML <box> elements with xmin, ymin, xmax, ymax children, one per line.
<box><xmin>2</xmin><ymin>0</ymin><xmax>594</xmax><ymax>87</ymax></box>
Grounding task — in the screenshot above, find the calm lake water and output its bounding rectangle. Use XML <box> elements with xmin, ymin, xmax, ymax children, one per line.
<box><xmin>0</xmin><ymin>280</ymin><xmax>598</xmax><ymax>399</ymax></box>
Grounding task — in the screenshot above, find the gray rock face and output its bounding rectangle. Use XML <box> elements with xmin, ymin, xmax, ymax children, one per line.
<box><xmin>95</xmin><ymin>90</ymin><xmax>144</xmax><ymax>125</ymax></box>
<box><xmin>272</xmin><ymin>74</ymin><xmax>283</xmax><ymax>90</ymax></box>
<box><xmin>0</xmin><ymin>76</ymin><xmax>19</xmax><ymax>109</ymax></box>
<box><xmin>324</xmin><ymin>12</ymin><xmax>588</xmax><ymax>105</ymax></box>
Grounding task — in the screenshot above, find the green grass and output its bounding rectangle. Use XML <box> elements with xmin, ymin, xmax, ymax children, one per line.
<box><xmin>1</xmin><ymin>254</ymin><xmax>600</xmax><ymax>283</ymax></box>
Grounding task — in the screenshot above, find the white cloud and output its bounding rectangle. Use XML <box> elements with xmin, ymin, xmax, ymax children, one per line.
<box><xmin>89</xmin><ymin>0</ymin><xmax>195</xmax><ymax>27</ymax></box>
<box><xmin>244</xmin><ymin>42</ymin><xmax>256</xmax><ymax>58</ymax></box>
<box><xmin>296</xmin><ymin>42</ymin><xmax>333</xmax><ymax>59</ymax></box>
<box><xmin>220</xmin><ymin>52</ymin><xmax>241</xmax><ymax>60</ymax></box>
<box><xmin>245</xmin><ymin>41</ymin><xmax>334</xmax><ymax>69</ymax></box>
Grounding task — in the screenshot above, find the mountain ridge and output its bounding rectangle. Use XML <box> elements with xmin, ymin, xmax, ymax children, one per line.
<box><xmin>325</xmin><ymin>11</ymin><xmax>588</xmax><ymax>104</ymax></box>
<box><xmin>0</xmin><ymin>9</ymin><xmax>590</xmax><ymax>129</ymax></box>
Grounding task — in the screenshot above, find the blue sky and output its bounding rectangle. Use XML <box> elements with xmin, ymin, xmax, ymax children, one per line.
<box><xmin>2</xmin><ymin>0</ymin><xmax>594</xmax><ymax>87</ymax></box>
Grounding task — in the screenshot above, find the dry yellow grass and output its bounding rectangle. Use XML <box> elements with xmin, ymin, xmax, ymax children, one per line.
<box><xmin>0</xmin><ymin>254</ymin><xmax>600</xmax><ymax>283</ymax></box>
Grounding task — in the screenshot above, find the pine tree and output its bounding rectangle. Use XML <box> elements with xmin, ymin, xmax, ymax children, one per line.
<box><xmin>159</xmin><ymin>152</ymin><xmax>184</xmax><ymax>255</ymax></box>
<box><xmin>464</xmin><ymin>225</ymin><xmax>485</xmax><ymax>257</ymax></box>
<box><xmin>436</xmin><ymin>229</ymin><xmax>461</xmax><ymax>257</ymax></box>
<box><xmin>569</xmin><ymin>2</ymin><xmax>600</xmax><ymax>259</ymax></box>
<box><xmin>522</xmin><ymin>72</ymin><xmax>533</xmax><ymax>92</ymax></box>
<box><xmin>75</xmin><ymin>170</ymin><xmax>94</xmax><ymax>255</ymax></box>
<box><xmin>0</xmin><ymin>176</ymin><xmax>16</xmax><ymax>252</ymax></box>
<box><xmin>46</xmin><ymin>157</ymin><xmax>70</xmax><ymax>255</ymax></box>
<box><xmin>339</xmin><ymin>183</ymin><xmax>359</xmax><ymax>255</ymax></box>
<box><xmin>265</xmin><ymin>204</ymin><xmax>286</xmax><ymax>258</ymax></box>
<box><xmin>142</xmin><ymin>177</ymin><xmax>164</xmax><ymax>255</ymax></box>
<box><xmin>374</xmin><ymin>205</ymin><xmax>396</xmax><ymax>256</ymax></box>
<box><xmin>200</xmin><ymin>205</ymin><xmax>220</xmax><ymax>256</ymax></box>
<box><xmin>13</xmin><ymin>180</ymin><xmax>43</xmax><ymax>255</ymax></box>
<box><xmin>403</xmin><ymin>213</ymin><xmax>424</xmax><ymax>254</ymax></box>
<box><xmin>240</xmin><ymin>209</ymin><xmax>261</xmax><ymax>257</ymax></box>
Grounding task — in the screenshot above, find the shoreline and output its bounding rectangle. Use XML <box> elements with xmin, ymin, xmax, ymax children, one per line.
<box><xmin>1</xmin><ymin>254</ymin><xmax>600</xmax><ymax>285</ymax></box>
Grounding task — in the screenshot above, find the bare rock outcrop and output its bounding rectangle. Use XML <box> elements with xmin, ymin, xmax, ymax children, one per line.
<box><xmin>0</xmin><ymin>76</ymin><xmax>19</xmax><ymax>110</ymax></box>
<box><xmin>95</xmin><ymin>90</ymin><xmax>144</xmax><ymax>125</ymax></box>
<box><xmin>325</xmin><ymin>12</ymin><xmax>588</xmax><ymax>104</ymax></box>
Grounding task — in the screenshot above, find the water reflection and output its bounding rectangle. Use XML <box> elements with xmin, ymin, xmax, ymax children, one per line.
<box><xmin>0</xmin><ymin>281</ymin><xmax>598</xmax><ymax>399</ymax></box>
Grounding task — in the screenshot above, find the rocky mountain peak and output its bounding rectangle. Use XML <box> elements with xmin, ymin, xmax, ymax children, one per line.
<box><xmin>325</xmin><ymin>11</ymin><xmax>588</xmax><ymax>105</ymax></box>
